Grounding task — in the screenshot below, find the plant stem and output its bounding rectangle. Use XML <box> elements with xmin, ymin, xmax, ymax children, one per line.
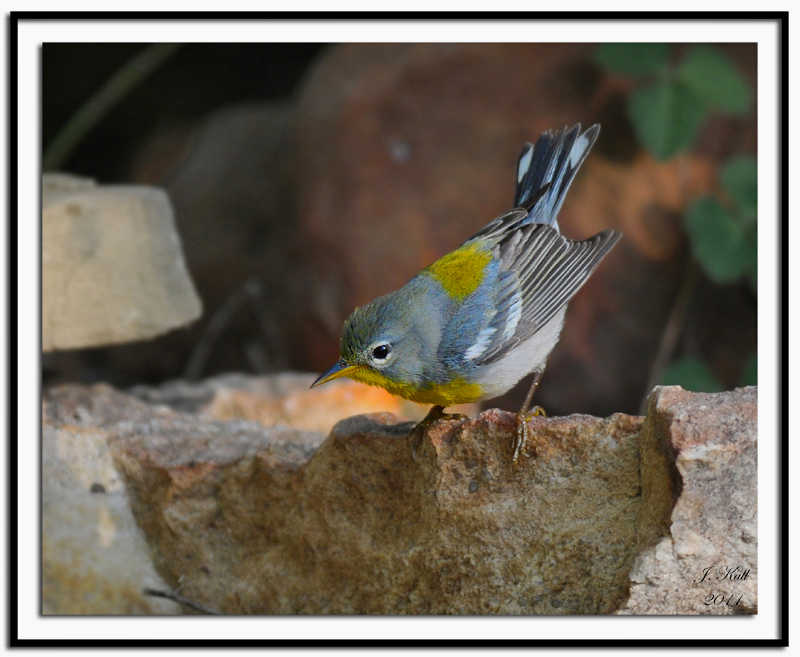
<box><xmin>43</xmin><ymin>43</ymin><xmax>181</xmax><ymax>171</ymax></box>
<box><xmin>143</xmin><ymin>587</ymin><xmax>222</xmax><ymax>615</ymax></box>
<box><xmin>639</xmin><ymin>261</ymin><xmax>697</xmax><ymax>414</ymax></box>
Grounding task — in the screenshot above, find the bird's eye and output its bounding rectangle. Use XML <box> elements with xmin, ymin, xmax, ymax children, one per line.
<box><xmin>372</xmin><ymin>344</ymin><xmax>391</xmax><ymax>360</ymax></box>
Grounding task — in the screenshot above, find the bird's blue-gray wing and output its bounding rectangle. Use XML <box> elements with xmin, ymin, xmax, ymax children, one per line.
<box><xmin>445</xmin><ymin>123</ymin><xmax>613</xmax><ymax>369</ymax></box>
<box><xmin>464</xmin><ymin>223</ymin><xmax>621</xmax><ymax>366</ymax></box>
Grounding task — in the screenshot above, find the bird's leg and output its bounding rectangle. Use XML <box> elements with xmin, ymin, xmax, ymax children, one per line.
<box><xmin>408</xmin><ymin>405</ymin><xmax>468</xmax><ymax>461</ymax></box>
<box><xmin>513</xmin><ymin>370</ymin><xmax>546</xmax><ymax>465</ymax></box>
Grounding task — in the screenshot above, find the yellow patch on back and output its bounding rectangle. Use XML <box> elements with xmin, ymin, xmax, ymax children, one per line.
<box><xmin>346</xmin><ymin>367</ymin><xmax>484</xmax><ymax>406</ymax></box>
<box><xmin>426</xmin><ymin>242</ymin><xmax>492</xmax><ymax>300</ymax></box>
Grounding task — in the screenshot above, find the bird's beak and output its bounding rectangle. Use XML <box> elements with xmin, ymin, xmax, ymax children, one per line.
<box><xmin>311</xmin><ymin>359</ymin><xmax>358</xmax><ymax>388</ymax></box>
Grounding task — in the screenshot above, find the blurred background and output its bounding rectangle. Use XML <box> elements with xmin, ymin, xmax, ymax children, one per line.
<box><xmin>42</xmin><ymin>42</ymin><xmax>757</xmax><ymax>417</ymax></box>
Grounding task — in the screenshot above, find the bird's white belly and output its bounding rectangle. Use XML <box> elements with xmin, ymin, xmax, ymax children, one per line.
<box><xmin>473</xmin><ymin>306</ymin><xmax>567</xmax><ymax>399</ymax></box>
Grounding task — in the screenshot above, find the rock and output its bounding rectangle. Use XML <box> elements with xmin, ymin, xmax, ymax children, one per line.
<box><xmin>42</xmin><ymin>385</ymin><xmax>180</xmax><ymax>614</ymax></box>
<box><xmin>129</xmin><ymin>372</ymin><xmax>478</xmax><ymax>432</ymax></box>
<box><xmin>43</xmin><ymin>172</ymin><xmax>97</xmax><ymax>194</ymax></box>
<box><xmin>42</xmin><ymin>175</ymin><xmax>202</xmax><ymax>351</ymax></box>
<box><xmin>42</xmin><ymin>378</ymin><xmax>757</xmax><ymax>615</ymax></box>
<box><xmin>43</xmin><ymin>382</ymin><xmax>324</xmax><ymax>615</ymax></box>
<box><xmin>618</xmin><ymin>385</ymin><xmax>757</xmax><ymax>614</ymax></box>
<box><xmin>108</xmin><ymin>406</ymin><xmax>652</xmax><ymax>615</ymax></box>
<box><xmin>44</xmin><ymin>102</ymin><xmax>298</xmax><ymax>385</ymax></box>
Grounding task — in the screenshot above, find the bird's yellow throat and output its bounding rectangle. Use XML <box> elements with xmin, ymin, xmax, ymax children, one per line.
<box><xmin>344</xmin><ymin>366</ymin><xmax>484</xmax><ymax>406</ymax></box>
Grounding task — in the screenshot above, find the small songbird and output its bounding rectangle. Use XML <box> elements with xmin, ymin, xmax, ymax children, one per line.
<box><xmin>312</xmin><ymin>124</ymin><xmax>621</xmax><ymax>464</ymax></box>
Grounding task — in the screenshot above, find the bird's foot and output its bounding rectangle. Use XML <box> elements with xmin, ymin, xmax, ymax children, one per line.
<box><xmin>512</xmin><ymin>405</ymin><xmax>545</xmax><ymax>465</ymax></box>
<box><xmin>408</xmin><ymin>406</ymin><xmax>468</xmax><ymax>461</ymax></box>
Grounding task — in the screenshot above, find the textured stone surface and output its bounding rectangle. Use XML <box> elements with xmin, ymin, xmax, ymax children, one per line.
<box><xmin>110</xmin><ymin>408</ymin><xmax>653</xmax><ymax>615</ymax></box>
<box><xmin>618</xmin><ymin>386</ymin><xmax>757</xmax><ymax>614</ymax></box>
<box><xmin>42</xmin><ymin>174</ymin><xmax>202</xmax><ymax>351</ymax></box>
<box><xmin>41</xmin><ymin>381</ymin><xmax>757</xmax><ymax>615</ymax></box>
<box><xmin>41</xmin><ymin>383</ymin><xmax>325</xmax><ymax>615</ymax></box>
<box><xmin>42</xmin><ymin>386</ymin><xmax>180</xmax><ymax>614</ymax></box>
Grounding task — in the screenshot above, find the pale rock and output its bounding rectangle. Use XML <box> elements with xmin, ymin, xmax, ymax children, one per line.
<box><xmin>617</xmin><ymin>386</ymin><xmax>757</xmax><ymax>615</ymax></box>
<box><xmin>42</xmin><ymin>174</ymin><xmax>202</xmax><ymax>351</ymax></box>
<box><xmin>42</xmin><ymin>387</ymin><xmax>181</xmax><ymax>614</ymax></box>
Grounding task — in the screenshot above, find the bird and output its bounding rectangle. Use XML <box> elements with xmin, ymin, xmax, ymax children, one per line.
<box><xmin>311</xmin><ymin>124</ymin><xmax>621</xmax><ymax>464</ymax></box>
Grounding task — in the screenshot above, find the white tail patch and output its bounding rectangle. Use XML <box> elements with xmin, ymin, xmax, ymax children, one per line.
<box><xmin>570</xmin><ymin>132</ymin><xmax>591</xmax><ymax>166</ymax></box>
<box><xmin>517</xmin><ymin>145</ymin><xmax>533</xmax><ymax>183</ymax></box>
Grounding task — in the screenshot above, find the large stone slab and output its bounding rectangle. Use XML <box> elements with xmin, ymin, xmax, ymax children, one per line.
<box><xmin>41</xmin><ymin>379</ymin><xmax>757</xmax><ymax>615</ymax></box>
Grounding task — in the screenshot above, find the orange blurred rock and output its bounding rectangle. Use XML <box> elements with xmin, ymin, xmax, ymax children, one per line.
<box><xmin>568</xmin><ymin>154</ymin><xmax>717</xmax><ymax>263</ymax></box>
<box><xmin>203</xmin><ymin>374</ymin><xmax>477</xmax><ymax>433</ymax></box>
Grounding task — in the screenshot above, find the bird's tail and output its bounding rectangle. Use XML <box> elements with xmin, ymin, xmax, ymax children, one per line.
<box><xmin>514</xmin><ymin>123</ymin><xmax>600</xmax><ymax>231</ymax></box>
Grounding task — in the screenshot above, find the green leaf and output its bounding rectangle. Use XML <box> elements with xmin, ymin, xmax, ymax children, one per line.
<box><xmin>628</xmin><ymin>80</ymin><xmax>707</xmax><ymax>159</ymax></box>
<box><xmin>720</xmin><ymin>156</ymin><xmax>757</xmax><ymax>225</ymax></box>
<box><xmin>685</xmin><ymin>197</ymin><xmax>749</xmax><ymax>283</ymax></box>
<box><xmin>661</xmin><ymin>357</ymin><xmax>724</xmax><ymax>392</ymax></box>
<box><xmin>676</xmin><ymin>45</ymin><xmax>750</xmax><ymax>115</ymax></box>
<box><xmin>740</xmin><ymin>353</ymin><xmax>757</xmax><ymax>387</ymax></box>
<box><xmin>595</xmin><ymin>43</ymin><xmax>670</xmax><ymax>77</ymax></box>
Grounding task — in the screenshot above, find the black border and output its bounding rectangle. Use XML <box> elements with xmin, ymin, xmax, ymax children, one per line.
<box><xmin>10</xmin><ymin>10</ymin><xmax>788</xmax><ymax>649</ymax></box>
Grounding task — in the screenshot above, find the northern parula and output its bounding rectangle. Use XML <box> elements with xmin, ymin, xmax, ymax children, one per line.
<box><xmin>312</xmin><ymin>124</ymin><xmax>621</xmax><ymax>463</ymax></box>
